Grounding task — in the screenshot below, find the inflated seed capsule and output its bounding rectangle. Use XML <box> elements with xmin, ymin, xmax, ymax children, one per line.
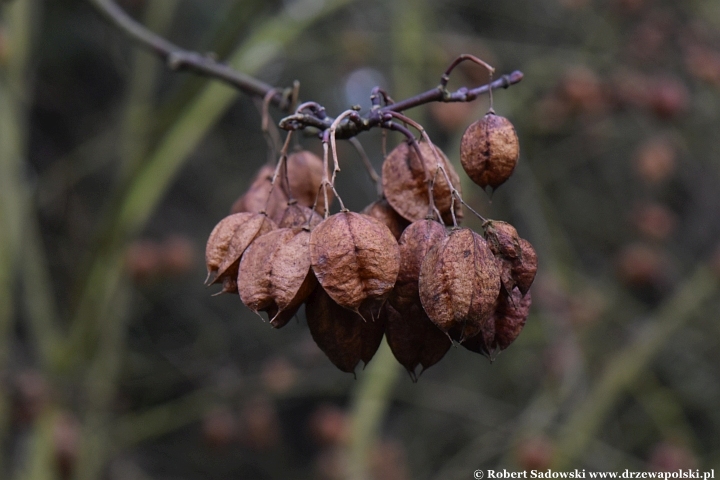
<box><xmin>460</xmin><ymin>112</ymin><xmax>520</xmax><ymax>190</ymax></box>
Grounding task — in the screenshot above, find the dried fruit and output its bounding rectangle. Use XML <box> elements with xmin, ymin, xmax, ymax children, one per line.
<box><xmin>392</xmin><ymin>219</ymin><xmax>448</xmax><ymax>307</ymax></box>
<box><xmin>484</xmin><ymin>220</ymin><xmax>520</xmax><ymax>293</ymax></box>
<box><xmin>484</xmin><ymin>221</ymin><xmax>522</xmax><ymax>260</ymax></box>
<box><xmin>305</xmin><ymin>286</ymin><xmax>386</xmax><ymax>374</ymax></box>
<box><xmin>513</xmin><ymin>238</ymin><xmax>538</xmax><ymax>296</ymax></box>
<box><xmin>231</xmin><ymin>151</ymin><xmax>330</xmax><ymax>222</ymax></box>
<box><xmin>463</xmin><ymin>287</ymin><xmax>532</xmax><ymax>358</ymax></box>
<box><xmin>278</xmin><ymin>203</ymin><xmax>323</xmax><ymax>229</ymax></box>
<box><xmin>383</xmin><ymin>302</ymin><xmax>451</xmax><ymax>381</ymax></box>
<box><xmin>483</xmin><ymin>221</ymin><xmax>537</xmax><ymax>297</ymax></box>
<box><xmin>205</xmin><ymin>212</ymin><xmax>275</xmax><ymax>293</ymax></box>
<box><xmin>382</xmin><ymin>139</ymin><xmax>462</xmax><ymax>225</ymax></box>
<box><xmin>238</xmin><ymin>227</ymin><xmax>316</xmax><ymax>328</ymax></box>
<box><xmin>285</xmin><ymin>150</ymin><xmax>330</xmax><ymax>214</ymax></box>
<box><xmin>310</xmin><ymin>212</ymin><xmax>400</xmax><ymax>316</ymax></box>
<box><xmin>231</xmin><ymin>165</ymin><xmax>289</xmax><ymax>222</ymax></box>
<box><xmin>460</xmin><ymin>112</ymin><xmax>519</xmax><ymax>190</ymax></box>
<box><xmin>361</xmin><ymin>198</ymin><xmax>410</xmax><ymax>240</ymax></box>
<box><xmin>419</xmin><ymin>228</ymin><xmax>501</xmax><ymax>340</ymax></box>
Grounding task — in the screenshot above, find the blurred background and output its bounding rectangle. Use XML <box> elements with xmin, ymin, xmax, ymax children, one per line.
<box><xmin>1</xmin><ymin>0</ymin><xmax>720</xmax><ymax>478</ymax></box>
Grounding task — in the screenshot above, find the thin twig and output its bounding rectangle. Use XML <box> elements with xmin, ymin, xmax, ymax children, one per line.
<box><xmin>348</xmin><ymin>137</ymin><xmax>382</xmax><ymax>197</ymax></box>
<box><xmin>88</xmin><ymin>0</ymin><xmax>524</xmax><ymax>141</ymax></box>
<box><xmin>87</xmin><ymin>0</ymin><xmax>292</xmax><ymax>109</ymax></box>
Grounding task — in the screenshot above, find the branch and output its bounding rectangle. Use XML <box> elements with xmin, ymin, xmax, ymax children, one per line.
<box><xmin>88</xmin><ymin>0</ymin><xmax>524</xmax><ymax>141</ymax></box>
<box><xmin>279</xmin><ymin>71</ymin><xmax>524</xmax><ymax>139</ymax></box>
<box><xmin>87</xmin><ymin>0</ymin><xmax>291</xmax><ymax>109</ymax></box>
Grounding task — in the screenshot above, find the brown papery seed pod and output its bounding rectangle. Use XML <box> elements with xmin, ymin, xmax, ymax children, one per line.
<box><xmin>419</xmin><ymin>228</ymin><xmax>500</xmax><ymax>340</ymax></box>
<box><xmin>383</xmin><ymin>301</ymin><xmax>451</xmax><ymax>381</ymax></box>
<box><xmin>310</xmin><ymin>212</ymin><xmax>400</xmax><ymax>315</ymax></box>
<box><xmin>268</xmin><ymin>229</ymin><xmax>317</xmax><ymax>325</ymax></box>
<box><xmin>237</xmin><ymin>229</ymin><xmax>293</xmax><ymax>320</ymax></box>
<box><xmin>361</xmin><ymin>198</ymin><xmax>410</xmax><ymax>241</ymax></box>
<box><xmin>391</xmin><ymin>219</ymin><xmax>447</xmax><ymax>309</ymax></box>
<box><xmin>463</xmin><ymin>287</ymin><xmax>532</xmax><ymax>358</ymax></box>
<box><xmin>284</xmin><ymin>150</ymin><xmax>331</xmax><ymax>215</ymax></box>
<box><xmin>485</xmin><ymin>220</ymin><xmax>523</xmax><ymax>294</ymax></box>
<box><xmin>231</xmin><ymin>165</ymin><xmax>289</xmax><ymax>223</ymax></box>
<box><xmin>305</xmin><ymin>286</ymin><xmax>386</xmax><ymax>374</ymax></box>
<box><xmin>485</xmin><ymin>221</ymin><xmax>522</xmax><ymax>259</ymax></box>
<box><xmin>208</xmin><ymin>213</ymin><xmax>276</xmax><ymax>293</ymax></box>
<box><xmin>382</xmin><ymin>140</ymin><xmax>462</xmax><ymax>226</ymax></box>
<box><xmin>513</xmin><ymin>238</ymin><xmax>538</xmax><ymax>296</ymax></box>
<box><xmin>206</xmin><ymin>213</ymin><xmax>273</xmax><ymax>284</ymax></box>
<box><xmin>460</xmin><ymin>112</ymin><xmax>519</xmax><ymax>190</ymax></box>
<box><xmin>238</xmin><ymin>228</ymin><xmax>316</xmax><ymax>328</ymax></box>
<box><xmin>278</xmin><ymin>203</ymin><xmax>323</xmax><ymax>229</ymax></box>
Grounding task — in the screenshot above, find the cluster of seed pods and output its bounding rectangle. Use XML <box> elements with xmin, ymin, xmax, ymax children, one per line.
<box><xmin>205</xmin><ymin>112</ymin><xmax>537</xmax><ymax>379</ymax></box>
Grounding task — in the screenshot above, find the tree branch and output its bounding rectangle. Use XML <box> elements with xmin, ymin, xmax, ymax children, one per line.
<box><xmin>87</xmin><ymin>0</ymin><xmax>523</xmax><ymax>140</ymax></box>
<box><xmin>87</xmin><ymin>0</ymin><xmax>291</xmax><ymax>109</ymax></box>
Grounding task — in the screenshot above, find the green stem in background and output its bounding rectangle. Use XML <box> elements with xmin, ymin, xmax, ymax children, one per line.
<box><xmin>119</xmin><ymin>0</ymin><xmax>180</xmax><ymax>181</ymax></box>
<box><xmin>347</xmin><ymin>340</ymin><xmax>402</xmax><ymax>480</ymax></box>
<box><xmin>73</xmin><ymin>281</ymin><xmax>131</xmax><ymax>480</ymax></box>
<box><xmin>551</xmin><ymin>266</ymin><xmax>719</xmax><ymax>469</ymax></box>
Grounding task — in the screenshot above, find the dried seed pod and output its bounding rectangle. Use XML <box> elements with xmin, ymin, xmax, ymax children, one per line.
<box><xmin>391</xmin><ymin>219</ymin><xmax>447</xmax><ymax>309</ymax></box>
<box><xmin>284</xmin><ymin>150</ymin><xmax>331</xmax><ymax>215</ymax></box>
<box><xmin>484</xmin><ymin>221</ymin><xmax>522</xmax><ymax>259</ymax></box>
<box><xmin>460</xmin><ymin>112</ymin><xmax>520</xmax><ymax>190</ymax></box>
<box><xmin>305</xmin><ymin>286</ymin><xmax>386</xmax><ymax>374</ymax></box>
<box><xmin>238</xmin><ymin>228</ymin><xmax>316</xmax><ymax>328</ymax></box>
<box><xmin>206</xmin><ymin>213</ymin><xmax>276</xmax><ymax>293</ymax></box>
<box><xmin>382</xmin><ymin>140</ymin><xmax>462</xmax><ymax>225</ymax></box>
<box><xmin>310</xmin><ymin>212</ymin><xmax>400</xmax><ymax>315</ymax></box>
<box><xmin>463</xmin><ymin>287</ymin><xmax>532</xmax><ymax>358</ymax></box>
<box><xmin>268</xmin><ymin>229</ymin><xmax>317</xmax><ymax>324</ymax></box>
<box><xmin>485</xmin><ymin>220</ymin><xmax>523</xmax><ymax>294</ymax></box>
<box><xmin>278</xmin><ymin>203</ymin><xmax>323</xmax><ymax>229</ymax></box>
<box><xmin>231</xmin><ymin>165</ymin><xmax>289</xmax><ymax>223</ymax></box>
<box><xmin>238</xmin><ymin>229</ymin><xmax>294</xmax><ymax>313</ymax></box>
<box><xmin>383</xmin><ymin>301</ymin><xmax>451</xmax><ymax>381</ymax></box>
<box><xmin>419</xmin><ymin>228</ymin><xmax>500</xmax><ymax>340</ymax></box>
<box><xmin>513</xmin><ymin>238</ymin><xmax>538</xmax><ymax>296</ymax></box>
<box><xmin>361</xmin><ymin>198</ymin><xmax>410</xmax><ymax>241</ymax></box>
<box><xmin>205</xmin><ymin>213</ymin><xmax>274</xmax><ymax>284</ymax></box>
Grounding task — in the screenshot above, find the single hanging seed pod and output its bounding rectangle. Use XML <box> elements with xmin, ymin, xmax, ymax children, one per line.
<box><xmin>267</xmin><ymin>228</ymin><xmax>317</xmax><ymax>324</ymax></box>
<box><xmin>460</xmin><ymin>112</ymin><xmax>520</xmax><ymax>190</ymax></box>
<box><xmin>205</xmin><ymin>212</ymin><xmax>276</xmax><ymax>288</ymax></box>
<box><xmin>238</xmin><ymin>229</ymin><xmax>296</xmax><ymax>315</ymax></box>
<box><xmin>361</xmin><ymin>198</ymin><xmax>410</xmax><ymax>241</ymax></box>
<box><xmin>484</xmin><ymin>220</ymin><xmax>523</xmax><ymax>294</ymax></box>
<box><xmin>382</xmin><ymin>139</ymin><xmax>462</xmax><ymax>226</ymax></box>
<box><xmin>494</xmin><ymin>288</ymin><xmax>532</xmax><ymax>351</ymax></box>
<box><xmin>237</xmin><ymin>227</ymin><xmax>316</xmax><ymax>328</ymax></box>
<box><xmin>284</xmin><ymin>150</ymin><xmax>332</xmax><ymax>215</ymax></box>
<box><xmin>513</xmin><ymin>238</ymin><xmax>538</xmax><ymax>296</ymax></box>
<box><xmin>463</xmin><ymin>287</ymin><xmax>532</xmax><ymax>359</ymax></box>
<box><xmin>391</xmin><ymin>219</ymin><xmax>447</xmax><ymax>309</ymax></box>
<box><xmin>418</xmin><ymin>228</ymin><xmax>501</xmax><ymax>341</ymax></box>
<box><xmin>484</xmin><ymin>221</ymin><xmax>522</xmax><ymax>259</ymax></box>
<box><xmin>210</xmin><ymin>213</ymin><xmax>276</xmax><ymax>293</ymax></box>
<box><xmin>310</xmin><ymin>212</ymin><xmax>400</xmax><ymax>315</ymax></box>
<box><xmin>383</xmin><ymin>301</ymin><xmax>452</xmax><ymax>381</ymax></box>
<box><xmin>231</xmin><ymin>164</ymin><xmax>289</xmax><ymax>223</ymax></box>
<box><xmin>305</xmin><ymin>286</ymin><xmax>386</xmax><ymax>374</ymax></box>
<box><xmin>278</xmin><ymin>203</ymin><xmax>322</xmax><ymax>229</ymax></box>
